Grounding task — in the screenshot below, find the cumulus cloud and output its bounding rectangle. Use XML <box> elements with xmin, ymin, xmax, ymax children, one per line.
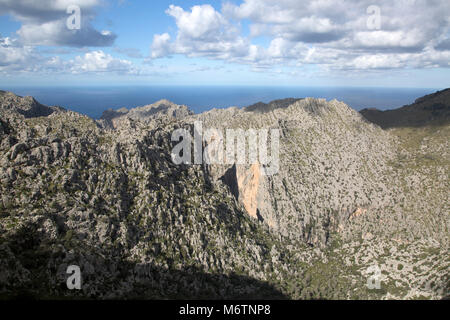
<box><xmin>69</xmin><ymin>50</ymin><xmax>137</xmax><ymax>74</ymax></box>
<box><xmin>167</xmin><ymin>4</ymin><xmax>232</xmax><ymax>41</ymax></box>
<box><xmin>0</xmin><ymin>36</ymin><xmax>49</xmax><ymax>72</ymax></box>
<box><xmin>151</xmin><ymin>5</ymin><xmax>250</xmax><ymax>61</ymax></box>
<box><xmin>223</xmin><ymin>0</ymin><xmax>448</xmax><ymax>50</ymax></box>
<box><xmin>151</xmin><ymin>33</ymin><xmax>172</xmax><ymax>59</ymax></box>
<box><xmin>2</xmin><ymin>0</ymin><xmax>449</xmax><ymax>76</ymax></box>
<box><xmin>0</xmin><ymin>37</ymin><xmax>34</xmax><ymax>66</ymax></box>
<box><xmin>0</xmin><ymin>36</ymin><xmax>137</xmax><ymax>75</ymax></box>
<box><xmin>151</xmin><ymin>0</ymin><xmax>450</xmax><ymax>71</ymax></box>
<box><xmin>0</xmin><ymin>0</ymin><xmax>116</xmax><ymax>47</ymax></box>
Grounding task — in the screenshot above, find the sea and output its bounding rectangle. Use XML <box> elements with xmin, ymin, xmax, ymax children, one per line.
<box><xmin>1</xmin><ymin>86</ymin><xmax>439</xmax><ymax>119</ymax></box>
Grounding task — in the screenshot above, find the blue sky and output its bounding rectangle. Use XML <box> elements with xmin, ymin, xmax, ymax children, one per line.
<box><xmin>0</xmin><ymin>0</ymin><xmax>449</xmax><ymax>87</ymax></box>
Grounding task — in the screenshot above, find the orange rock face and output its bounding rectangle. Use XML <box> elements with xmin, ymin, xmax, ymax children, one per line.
<box><xmin>237</xmin><ymin>163</ymin><xmax>261</xmax><ymax>219</ymax></box>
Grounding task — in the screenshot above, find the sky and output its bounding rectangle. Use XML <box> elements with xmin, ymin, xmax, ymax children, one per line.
<box><xmin>0</xmin><ymin>0</ymin><xmax>449</xmax><ymax>87</ymax></box>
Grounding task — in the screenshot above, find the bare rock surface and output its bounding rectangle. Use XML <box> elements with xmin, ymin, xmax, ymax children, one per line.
<box><xmin>0</xmin><ymin>90</ymin><xmax>448</xmax><ymax>300</ymax></box>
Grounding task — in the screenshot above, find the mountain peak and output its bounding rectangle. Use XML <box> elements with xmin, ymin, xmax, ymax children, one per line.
<box><xmin>99</xmin><ymin>99</ymin><xmax>193</xmax><ymax>129</ymax></box>
<box><xmin>0</xmin><ymin>90</ymin><xmax>65</xmax><ymax>118</ymax></box>
<box><xmin>244</xmin><ymin>98</ymin><xmax>303</xmax><ymax>113</ymax></box>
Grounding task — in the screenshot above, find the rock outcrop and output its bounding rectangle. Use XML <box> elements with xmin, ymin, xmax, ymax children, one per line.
<box><xmin>99</xmin><ymin>99</ymin><xmax>192</xmax><ymax>129</ymax></box>
<box><xmin>0</xmin><ymin>90</ymin><xmax>65</xmax><ymax>118</ymax></box>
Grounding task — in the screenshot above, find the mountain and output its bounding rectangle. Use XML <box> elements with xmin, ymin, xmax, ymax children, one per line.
<box><xmin>0</xmin><ymin>90</ymin><xmax>65</xmax><ymax>118</ymax></box>
<box><xmin>244</xmin><ymin>98</ymin><xmax>303</xmax><ymax>113</ymax></box>
<box><xmin>360</xmin><ymin>88</ymin><xmax>450</xmax><ymax>128</ymax></box>
<box><xmin>99</xmin><ymin>99</ymin><xmax>192</xmax><ymax>129</ymax></box>
<box><xmin>0</xmin><ymin>90</ymin><xmax>448</xmax><ymax>300</ymax></box>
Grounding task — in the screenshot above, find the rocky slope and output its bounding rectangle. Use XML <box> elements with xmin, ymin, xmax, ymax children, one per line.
<box><xmin>99</xmin><ymin>99</ymin><xmax>192</xmax><ymax>129</ymax></box>
<box><xmin>0</xmin><ymin>90</ymin><xmax>448</xmax><ymax>299</ymax></box>
<box><xmin>194</xmin><ymin>98</ymin><xmax>397</xmax><ymax>246</ymax></box>
<box><xmin>360</xmin><ymin>88</ymin><xmax>450</xmax><ymax>128</ymax></box>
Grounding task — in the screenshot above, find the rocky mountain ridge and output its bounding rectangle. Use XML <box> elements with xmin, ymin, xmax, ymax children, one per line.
<box><xmin>360</xmin><ymin>88</ymin><xmax>450</xmax><ymax>128</ymax></box>
<box><xmin>99</xmin><ymin>99</ymin><xmax>192</xmax><ymax>129</ymax></box>
<box><xmin>0</xmin><ymin>90</ymin><xmax>448</xmax><ymax>299</ymax></box>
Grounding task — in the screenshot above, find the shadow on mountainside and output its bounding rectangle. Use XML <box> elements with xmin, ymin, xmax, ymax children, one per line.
<box><xmin>0</xmin><ymin>220</ymin><xmax>288</xmax><ymax>300</ymax></box>
<box><xmin>0</xmin><ymin>90</ymin><xmax>64</xmax><ymax>118</ymax></box>
<box><xmin>360</xmin><ymin>88</ymin><xmax>450</xmax><ymax>129</ymax></box>
<box><xmin>244</xmin><ymin>98</ymin><xmax>303</xmax><ymax>113</ymax></box>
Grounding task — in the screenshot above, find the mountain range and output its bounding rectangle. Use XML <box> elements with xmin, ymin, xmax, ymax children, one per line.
<box><xmin>0</xmin><ymin>88</ymin><xmax>448</xmax><ymax>299</ymax></box>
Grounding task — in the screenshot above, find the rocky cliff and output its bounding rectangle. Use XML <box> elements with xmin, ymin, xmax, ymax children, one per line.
<box><xmin>0</xmin><ymin>90</ymin><xmax>448</xmax><ymax>299</ymax></box>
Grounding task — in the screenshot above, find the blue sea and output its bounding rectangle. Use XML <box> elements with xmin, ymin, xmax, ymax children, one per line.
<box><xmin>1</xmin><ymin>86</ymin><xmax>439</xmax><ymax>119</ymax></box>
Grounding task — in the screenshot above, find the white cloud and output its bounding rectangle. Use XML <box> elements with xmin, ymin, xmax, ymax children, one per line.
<box><xmin>151</xmin><ymin>5</ymin><xmax>250</xmax><ymax>61</ymax></box>
<box><xmin>344</xmin><ymin>54</ymin><xmax>408</xmax><ymax>70</ymax></box>
<box><xmin>166</xmin><ymin>4</ymin><xmax>232</xmax><ymax>41</ymax></box>
<box><xmin>0</xmin><ymin>36</ymin><xmax>45</xmax><ymax>72</ymax></box>
<box><xmin>0</xmin><ymin>0</ymin><xmax>116</xmax><ymax>47</ymax></box>
<box><xmin>151</xmin><ymin>0</ymin><xmax>450</xmax><ymax>72</ymax></box>
<box><xmin>0</xmin><ymin>36</ymin><xmax>137</xmax><ymax>75</ymax></box>
<box><xmin>69</xmin><ymin>50</ymin><xmax>137</xmax><ymax>74</ymax></box>
<box><xmin>151</xmin><ymin>33</ymin><xmax>172</xmax><ymax>59</ymax></box>
<box><xmin>352</xmin><ymin>30</ymin><xmax>426</xmax><ymax>50</ymax></box>
<box><xmin>1</xmin><ymin>0</ymin><xmax>449</xmax><ymax>77</ymax></box>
